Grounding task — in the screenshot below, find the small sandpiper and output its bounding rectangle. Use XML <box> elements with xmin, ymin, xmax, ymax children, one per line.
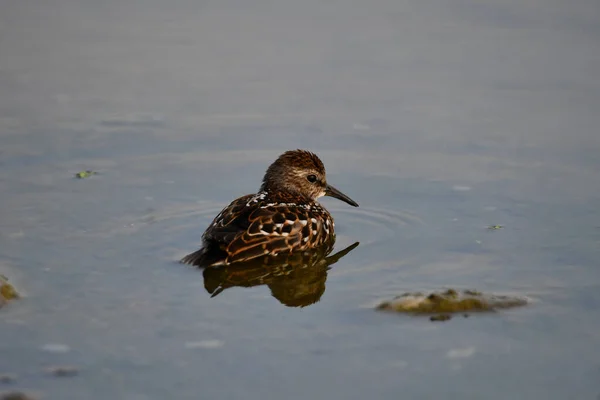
<box><xmin>181</xmin><ymin>149</ymin><xmax>358</xmax><ymax>266</ymax></box>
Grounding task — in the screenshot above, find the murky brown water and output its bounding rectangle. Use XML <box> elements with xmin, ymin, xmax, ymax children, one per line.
<box><xmin>1</xmin><ymin>0</ymin><xmax>599</xmax><ymax>399</ymax></box>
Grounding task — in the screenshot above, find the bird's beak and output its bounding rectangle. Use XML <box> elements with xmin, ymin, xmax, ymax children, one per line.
<box><xmin>325</xmin><ymin>184</ymin><xmax>359</xmax><ymax>207</ymax></box>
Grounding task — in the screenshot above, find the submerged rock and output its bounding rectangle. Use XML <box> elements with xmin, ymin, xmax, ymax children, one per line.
<box><xmin>0</xmin><ymin>275</ymin><xmax>19</xmax><ymax>309</ymax></box>
<box><xmin>0</xmin><ymin>392</ymin><xmax>37</xmax><ymax>400</ymax></box>
<box><xmin>377</xmin><ymin>289</ymin><xmax>528</xmax><ymax>317</ymax></box>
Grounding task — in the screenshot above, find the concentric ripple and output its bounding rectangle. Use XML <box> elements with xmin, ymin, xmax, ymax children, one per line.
<box><xmin>328</xmin><ymin>205</ymin><xmax>423</xmax><ymax>245</ymax></box>
<box><xmin>83</xmin><ymin>202</ymin><xmax>422</xmax><ymax>260</ymax></box>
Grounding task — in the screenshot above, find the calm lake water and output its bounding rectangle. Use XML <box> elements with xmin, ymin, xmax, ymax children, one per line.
<box><xmin>1</xmin><ymin>0</ymin><xmax>599</xmax><ymax>399</ymax></box>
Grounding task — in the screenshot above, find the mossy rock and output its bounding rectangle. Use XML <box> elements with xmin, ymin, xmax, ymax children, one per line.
<box><xmin>0</xmin><ymin>275</ymin><xmax>19</xmax><ymax>308</ymax></box>
<box><xmin>377</xmin><ymin>289</ymin><xmax>528</xmax><ymax>315</ymax></box>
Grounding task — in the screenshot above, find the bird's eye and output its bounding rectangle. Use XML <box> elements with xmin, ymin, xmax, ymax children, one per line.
<box><xmin>307</xmin><ymin>174</ymin><xmax>318</xmax><ymax>183</ymax></box>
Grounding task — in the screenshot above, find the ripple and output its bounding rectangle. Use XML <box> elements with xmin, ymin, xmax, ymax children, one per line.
<box><xmin>331</xmin><ymin>206</ymin><xmax>422</xmax><ymax>245</ymax></box>
<box><xmin>336</xmin><ymin>206</ymin><xmax>421</xmax><ymax>226</ymax></box>
<box><xmin>84</xmin><ymin>202</ymin><xmax>420</xmax><ymax>254</ymax></box>
<box><xmin>82</xmin><ymin>201</ymin><xmax>225</xmax><ymax>238</ymax></box>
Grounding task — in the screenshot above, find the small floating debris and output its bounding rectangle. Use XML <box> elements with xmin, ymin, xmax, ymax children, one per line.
<box><xmin>74</xmin><ymin>170</ymin><xmax>97</xmax><ymax>179</ymax></box>
<box><xmin>487</xmin><ymin>224</ymin><xmax>503</xmax><ymax>230</ymax></box>
<box><xmin>377</xmin><ymin>289</ymin><xmax>528</xmax><ymax>321</ymax></box>
<box><xmin>0</xmin><ymin>276</ymin><xmax>18</xmax><ymax>308</ymax></box>
<box><xmin>45</xmin><ymin>365</ymin><xmax>79</xmax><ymax>377</ymax></box>
<box><xmin>429</xmin><ymin>314</ymin><xmax>451</xmax><ymax>322</ymax></box>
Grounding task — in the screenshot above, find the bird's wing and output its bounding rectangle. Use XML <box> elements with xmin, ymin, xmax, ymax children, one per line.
<box><xmin>223</xmin><ymin>205</ymin><xmax>321</xmax><ymax>265</ymax></box>
<box><xmin>202</xmin><ymin>195</ymin><xmax>256</xmax><ymax>244</ymax></box>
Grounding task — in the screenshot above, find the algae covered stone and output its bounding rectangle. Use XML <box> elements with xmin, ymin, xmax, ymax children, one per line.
<box><xmin>377</xmin><ymin>289</ymin><xmax>528</xmax><ymax>316</ymax></box>
<box><xmin>0</xmin><ymin>275</ymin><xmax>19</xmax><ymax>308</ymax></box>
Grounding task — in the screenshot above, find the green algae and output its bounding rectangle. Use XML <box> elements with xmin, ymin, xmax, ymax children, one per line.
<box><xmin>74</xmin><ymin>170</ymin><xmax>97</xmax><ymax>179</ymax></box>
<box><xmin>0</xmin><ymin>275</ymin><xmax>19</xmax><ymax>308</ymax></box>
<box><xmin>377</xmin><ymin>289</ymin><xmax>528</xmax><ymax>317</ymax></box>
<box><xmin>487</xmin><ymin>224</ymin><xmax>503</xmax><ymax>230</ymax></box>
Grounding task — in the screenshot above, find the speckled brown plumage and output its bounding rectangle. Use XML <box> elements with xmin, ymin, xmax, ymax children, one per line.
<box><xmin>181</xmin><ymin>149</ymin><xmax>359</xmax><ymax>267</ymax></box>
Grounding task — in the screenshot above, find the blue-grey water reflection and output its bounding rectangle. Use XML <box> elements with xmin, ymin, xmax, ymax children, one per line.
<box><xmin>1</xmin><ymin>0</ymin><xmax>599</xmax><ymax>399</ymax></box>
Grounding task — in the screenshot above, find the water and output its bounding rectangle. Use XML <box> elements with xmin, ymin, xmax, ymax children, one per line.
<box><xmin>1</xmin><ymin>0</ymin><xmax>599</xmax><ymax>398</ymax></box>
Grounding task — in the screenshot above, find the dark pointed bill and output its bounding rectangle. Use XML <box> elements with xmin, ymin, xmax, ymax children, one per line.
<box><xmin>325</xmin><ymin>184</ymin><xmax>359</xmax><ymax>207</ymax></box>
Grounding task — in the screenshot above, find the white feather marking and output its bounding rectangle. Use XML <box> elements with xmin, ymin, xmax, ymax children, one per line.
<box><xmin>246</xmin><ymin>191</ymin><xmax>267</xmax><ymax>206</ymax></box>
<box><xmin>281</xmin><ymin>232</ymin><xmax>289</xmax><ymax>237</ymax></box>
<box><xmin>312</xmin><ymin>230</ymin><xmax>318</xmax><ymax>236</ymax></box>
<box><xmin>300</xmin><ymin>220</ymin><xmax>308</xmax><ymax>226</ymax></box>
<box><xmin>310</xmin><ymin>218</ymin><xmax>317</xmax><ymax>224</ymax></box>
<box><xmin>303</xmin><ymin>237</ymin><xmax>309</xmax><ymax>242</ymax></box>
<box><xmin>259</xmin><ymin>203</ymin><xmax>312</xmax><ymax>209</ymax></box>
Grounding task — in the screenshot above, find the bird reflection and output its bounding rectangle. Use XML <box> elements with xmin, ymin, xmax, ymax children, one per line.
<box><xmin>200</xmin><ymin>241</ymin><xmax>359</xmax><ymax>308</ymax></box>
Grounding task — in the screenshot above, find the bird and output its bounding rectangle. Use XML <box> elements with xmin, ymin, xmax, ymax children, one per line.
<box><xmin>180</xmin><ymin>149</ymin><xmax>358</xmax><ymax>267</ymax></box>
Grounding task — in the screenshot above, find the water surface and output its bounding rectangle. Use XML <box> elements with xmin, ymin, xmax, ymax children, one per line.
<box><xmin>1</xmin><ymin>0</ymin><xmax>599</xmax><ymax>399</ymax></box>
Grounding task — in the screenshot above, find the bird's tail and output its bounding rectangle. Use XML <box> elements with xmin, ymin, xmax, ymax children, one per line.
<box><xmin>180</xmin><ymin>244</ymin><xmax>228</xmax><ymax>267</ymax></box>
<box><xmin>180</xmin><ymin>248</ymin><xmax>208</xmax><ymax>266</ymax></box>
